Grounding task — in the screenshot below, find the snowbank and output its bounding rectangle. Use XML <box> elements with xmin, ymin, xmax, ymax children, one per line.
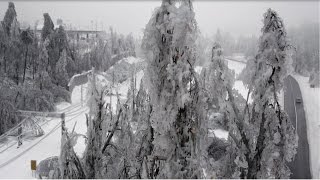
<box><xmin>293</xmin><ymin>74</ymin><xmax>320</xmax><ymax>178</ymax></box>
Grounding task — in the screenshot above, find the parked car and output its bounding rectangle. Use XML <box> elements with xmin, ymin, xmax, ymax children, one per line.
<box><xmin>295</xmin><ymin>97</ymin><xmax>302</xmax><ymax>104</ymax></box>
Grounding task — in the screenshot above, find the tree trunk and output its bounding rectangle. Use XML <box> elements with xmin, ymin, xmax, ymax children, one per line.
<box><xmin>32</xmin><ymin>53</ymin><xmax>35</xmax><ymax>80</ymax></box>
<box><xmin>15</xmin><ymin>62</ymin><xmax>19</xmax><ymax>85</ymax></box>
<box><xmin>246</xmin><ymin>104</ymin><xmax>267</xmax><ymax>179</ymax></box>
<box><xmin>39</xmin><ymin>72</ymin><xmax>42</xmax><ymax>90</ymax></box>
<box><xmin>23</xmin><ymin>46</ymin><xmax>28</xmax><ymax>83</ymax></box>
<box><xmin>3</xmin><ymin>48</ymin><xmax>7</xmax><ymax>73</ymax></box>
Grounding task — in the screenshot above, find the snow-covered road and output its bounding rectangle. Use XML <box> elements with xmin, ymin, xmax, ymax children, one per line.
<box><xmin>292</xmin><ymin>74</ymin><xmax>320</xmax><ymax>178</ymax></box>
<box><xmin>0</xmin><ymin>85</ymin><xmax>89</xmax><ymax>179</ymax></box>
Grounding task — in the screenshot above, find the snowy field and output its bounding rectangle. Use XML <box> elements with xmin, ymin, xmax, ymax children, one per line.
<box><xmin>292</xmin><ymin>74</ymin><xmax>320</xmax><ymax>178</ymax></box>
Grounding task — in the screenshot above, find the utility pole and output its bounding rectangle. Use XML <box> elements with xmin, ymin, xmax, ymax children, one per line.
<box><xmin>61</xmin><ymin>113</ymin><xmax>66</xmax><ymax>136</ymax></box>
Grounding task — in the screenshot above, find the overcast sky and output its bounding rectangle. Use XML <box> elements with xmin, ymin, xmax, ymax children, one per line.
<box><xmin>0</xmin><ymin>1</ymin><xmax>318</xmax><ymax>38</ymax></box>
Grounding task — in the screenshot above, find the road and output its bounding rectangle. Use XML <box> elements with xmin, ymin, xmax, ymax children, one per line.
<box><xmin>0</xmin><ymin>103</ymin><xmax>88</xmax><ymax>178</ymax></box>
<box><xmin>284</xmin><ymin>75</ymin><xmax>311</xmax><ymax>179</ymax></box>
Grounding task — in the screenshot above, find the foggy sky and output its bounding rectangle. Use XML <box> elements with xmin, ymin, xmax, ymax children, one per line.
<box><xmin>0</xmin><ymin>1</ymin><xmax>318</xmax><ymax>38</ymax></box>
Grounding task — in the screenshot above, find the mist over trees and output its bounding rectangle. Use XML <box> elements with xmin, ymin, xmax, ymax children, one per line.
<box><xmin>288</xmin><ymin>22</ymin><xmax>319</xmax><ymax>86</ymax></box>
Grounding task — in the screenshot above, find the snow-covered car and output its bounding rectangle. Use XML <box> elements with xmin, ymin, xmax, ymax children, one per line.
<box><xmin>36</xmin><ymin>156</ymin><xmax>60</xmax><ymax>178</ymax></box>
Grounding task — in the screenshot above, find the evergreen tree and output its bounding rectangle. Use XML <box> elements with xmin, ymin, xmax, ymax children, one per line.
<box><xmin>42</xmin><ymin>13</ymin><xmax>54</xmax><ymax>41</ymax></box>
<box><xmin>142</xmin><ymin>0</ymin><xmax>205</xmax><ymax>178</ymax></box>
<box><xmin>55</xmin><ymin>49</ymin><xmax>69</xmax><ymax>88</ymax></box>
<box><xmin>47</xmin><ymin>25</ymin><xmax>68</xmax><ymax>78</ymax></box>
<box><xmin>59</xmin><ymin>126</ymin><xmax>86</xmax><ymax>178</ymax></box>
<box><xmin>2</xmin><ymin>2</ymin><xmax>18</xmax><ymax>37</ymax></box>
<box><xmin>225</xmin><ymin>9</ymin><xmax>297</xmax><ymax>178</ymax></box>
<box><xmin>83</xmin><ymin>74</ymin><xmax>107</xmax><ymax>178</ymax></box>
<box><xmin>203</xmin><ymin>43</ymin><xmax>234</xmax><ymax>111</ymax></box>
<box><xmin>37</xmin><ymin>40</ymin><xmax>51</xmax><ymax>90</ymax></box>
<box><xmin>20</xmin><ymin>28</ymin><xmax>33</xmax><ymax>83</ymax></box>
<box><xmin>200</xmin><ymin>42</ymin><xmax>235</xmax><ymax>131</ymax></box>
<box><xmin>132</xmin><ymin>80</ymin><xmax>154</xmax><ymax>178</ymax></box>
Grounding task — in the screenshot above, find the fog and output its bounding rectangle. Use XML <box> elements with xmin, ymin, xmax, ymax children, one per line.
<box><xmin>0</xmin><ymin>1</ymin><xmax>318</xmax><ymax>37</ymax></box>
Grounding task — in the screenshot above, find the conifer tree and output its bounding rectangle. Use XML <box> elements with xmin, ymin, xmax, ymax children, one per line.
<box><xmin>42</xmin><ymin>13</ymin><xmax>54</xmax><ymax>41</ymax></box>
<box><xmin>3</xmin><ymin>2</ymin><xmax>18</xmax><ymax>37</ymax></box>
<box><xmin>225</xmin><ymin>9</ymin><xmax>297</xmax><ymax>178</ymax></box>
<box><xmin>20</xmin><ymin>28</ymin><xmax>33</xmax><ymax>83</ymax></box>
<box><xmin>142</xmin><ymin>0</ymin><xmax>206</xmax><ymax>178</ymax></box>
<box><xmin>55</xmin><ymin>49</ymin><xmax>69</xmax><ymax>88</ymax></box>
<box><xmin>83</xmin><ymin>75</ymin><xmax>107</xmax><ymax>178</ymax></box>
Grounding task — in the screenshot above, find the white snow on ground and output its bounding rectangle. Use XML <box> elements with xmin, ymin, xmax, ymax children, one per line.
<box><xmin>292</xmin><ymin>74</ymin><xmax>320</xmax><ymax>178</ymax></box>
<box><xmin>71</xmin><ymin>82</ymin><xmax>89</xmax><ymax>105</ymax></box>
<box><xmin>234</xmin><ymin>81</ymin><xmax>252</xmax><ymax>103</ymax></box>
<box><xmin>226</xmin><ymin>58</ymin><xmax>246</xmax><ymax>77</ymax></box>
<box><xmin>210</xmin><ymin>129</ymin><xmax>228</xmax><ymax>140</ymax></box>
<box><xmin>194</xmin><ymin>66</ymin><xmax>203</xmax><ymax>74</ymax></box>
<box><xmin>278</xmin><ymin>89</ymin><xmax>284</xmax><ymax>109</ymax></box>
<box><xmin>225</xmin><ymin>55</ymin><xmax>252</xmax><ymax>103</ymax></box>
<box><xmin>102</xmin><ymin>70</ymin><xmax>144</xmax><ymax>113</ymax></box>
<box><xmin>125</xmin><ymin>56</ymin><xmax>144</xmax><ymax>64</ymax></box>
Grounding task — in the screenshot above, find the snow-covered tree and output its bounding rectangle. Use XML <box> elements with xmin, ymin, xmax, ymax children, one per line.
<box><xmin>2</xmin><ymin>2</ymin><xmax>19</xmax><ymax>38</ymax></box>
<box><xmin>132</xmin><ymin>80</ymin><xmax>154</xmax><ymax>178</ymax></box>
<box><xmin>83</xmin><ymin>73</ymin><xmax>107</xmax><ymax>178</ymax></box>
<box><xmin>225</xmin><ymin>9</ymin><xmax>297</xmax><ymax>178</ymax></box>
<box><xmin>200</xmin><ymin>42</ymin><xmax>238</xmax><ymax>135</ymax></box>
<box><xmin>0</xmin><ymin>77</ymin><xmax>18</xmax><ymax>135</ymax></box>
<box><xmin>37</xmin><ymin>40</ymin><xmax>51</xmax><ymax>90</ymax></box>
<box><xmin>42</xmin><ymin>13</ymin><xmax>54</xmax><ymax>41</ymax></box>
<box><xmin>59</xmin><ymin>127</ymin><xmax>86</xmax><ymax>179</ymax></box>
<box><xmin>142</xmin><ymin>0</ymin><xmax>206</xmax><ymax>178</ymax></box>
<box><xmin>55</xmin><ymin>49</ymin><xmax>69</xmax><ymax>88</ymax></box>
<box><xmin>20</xmin><ymin>28</ymin><xmax>33</xmax><ymax>83</ymax></box>
<box><xmin>202</xmin><ymin>43</ymin><xmax>234</xmax><ymax>112</ymax></box>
